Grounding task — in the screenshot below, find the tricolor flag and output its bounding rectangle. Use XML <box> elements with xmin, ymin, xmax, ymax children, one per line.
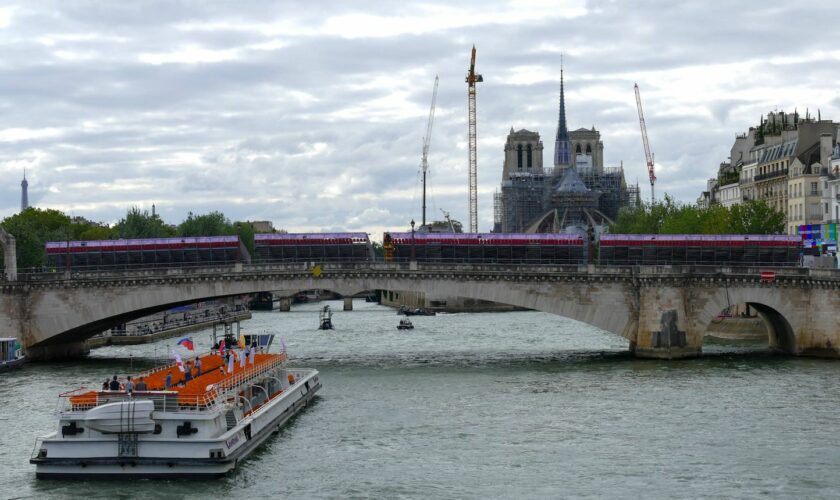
<box><xmin>240</xmin><ymin>349</ymin><xmax>246</xmax><ymax>368</ymax></box>
<box><xmin>177</xmin><ymin>337</ymin><xmax>194</xmax><ymax>351</ymax></box>
<box><xmin>219</xmin><ymin>339</ymin><xmax>225</xmax><ymax>357</ymax></box>
<box><xmin>173</xmin><ymin>352</ymin><xmax>186</xmax><ymax>372</ymax></box>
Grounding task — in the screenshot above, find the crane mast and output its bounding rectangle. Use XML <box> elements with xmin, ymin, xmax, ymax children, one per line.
<box><xmin>634</xmin><ymin>83</ymin><xmax>656</xmax><ymax>204</ymax></box>
<box><xmin>466</xmin><ymin>45</ymin><xmax>483</xmax><ymax>233</ymax></box>
<box><xmin>420</xmin><ymin>75</ymin><xmax>439</xmax><ymax>228</ymax></box>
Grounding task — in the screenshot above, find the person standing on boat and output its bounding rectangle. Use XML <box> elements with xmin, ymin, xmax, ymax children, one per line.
<box><xmin>195</xmin><ymin>356</ymin><xmax>202</xmax><ymax>376</ymax></box>
<box><xmin>165</xmin><ymin>371</ymin><xmax>173</xmax><ymax>390</ymax></box>
<box><xmin>125</xmin><ymin>376</ymin><xmax>135</xmax><ymax>394</ymax></box>
<box><xmin>109</xmin><ymin>375</ymin><xmax>120</xmax><ymax>391</ymax></box>
<box><xmin>102</xmin><ymin>379</ymin><xmax>109</xmax><ymax>391</ymax></box>
<box><xmin>136</xmin><ymin>377</ymin><xmax>147</xmax><ymax>391</ymax></box>
<box><xmin>184</xmin><ymin>363</ymin><xmax>193</xmax><ymax>383</ymax></box>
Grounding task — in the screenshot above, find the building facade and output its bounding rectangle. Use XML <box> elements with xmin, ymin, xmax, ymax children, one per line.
<box><xmin>702</xmin><ymin>111</ymin><xmax>840</xmax><ymax>234</ymax></box>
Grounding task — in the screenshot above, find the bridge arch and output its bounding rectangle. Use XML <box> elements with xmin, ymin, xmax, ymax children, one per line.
<box><xmin>12</xmin><ymin>270</ymin><xmax>638</xmax><ymax>359</ymax></box>
<box><xmin>689</xmin><ymin>283</ymin><xmax>799</xmax><ymax>355</ymax></box>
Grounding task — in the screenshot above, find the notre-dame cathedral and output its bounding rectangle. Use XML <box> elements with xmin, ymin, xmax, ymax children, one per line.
<box><xmin>493</xmin><ymin>67</ymin><xmax>638</xmax><ymax>236</ymax></box>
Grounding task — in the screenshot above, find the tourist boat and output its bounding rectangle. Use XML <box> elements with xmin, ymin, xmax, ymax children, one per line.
<box><xmin>397</xmin><ymin>319</ymin><xmax>414</xmax><ymax>330</ymax></box>
<box><xmin>318</xmin><ymin>305</ymin><xmax>334</xmax><ymax>330</ymax></box>
<box><xmin>30</xmin><ymin>348</ymin><xmax>321</xmax><ymax>478</ymax></box>
<box><xmin>0</xmin><ymin>337</ymin><xmax>25</xmax><ymax>370</ymax></box>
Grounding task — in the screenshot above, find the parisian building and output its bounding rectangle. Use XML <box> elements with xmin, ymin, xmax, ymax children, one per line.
<box><xmin>702</xmin><ymin>111</ymin><xmax>840</xmax><ymax>235</ymax></box>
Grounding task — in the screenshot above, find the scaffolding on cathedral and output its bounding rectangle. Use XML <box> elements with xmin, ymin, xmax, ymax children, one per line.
<box><xmin>575</xmin><ymin>166</ymin><xmax>629</xmax><ymax>222</ymax></box>
<box><xmin>495</xmin><ymin>172</ymin><xmax>547</xmax><ymax>233</ymax></box>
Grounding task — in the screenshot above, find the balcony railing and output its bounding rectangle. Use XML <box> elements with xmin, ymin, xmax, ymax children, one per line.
<box><xmin>754</xmin><ymin>168</ymin><xmax>788</xmax><ymax>182</ymax></box>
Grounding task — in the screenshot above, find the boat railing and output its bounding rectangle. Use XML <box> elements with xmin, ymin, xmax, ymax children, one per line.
<box><xmin>213</xmin><ymin>353</ymin><xmax>287</xmax><ymax>397</ymax></box>
<box><xmin>57</xmin><ymin>389</ymin><xmax>222</xmax><ymax>414</ymax></box>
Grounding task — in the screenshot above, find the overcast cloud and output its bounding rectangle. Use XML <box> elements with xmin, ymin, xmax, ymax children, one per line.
<box><xmin>1</xmin><ymin>0</ymin><xmax>839</xmax><ymax>236</ymax></box>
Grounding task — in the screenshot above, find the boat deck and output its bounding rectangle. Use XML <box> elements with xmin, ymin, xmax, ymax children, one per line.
<box><xmin>68</xmin><ymin>352</ymin><xmax>287</xmax><ymax>410</ymax></box>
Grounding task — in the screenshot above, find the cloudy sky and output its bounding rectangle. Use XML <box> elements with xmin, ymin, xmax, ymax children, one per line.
<box><xmin>1</xmin><ymin>0</ymin><xmax>839</xmax><ymax>236</ymax></box>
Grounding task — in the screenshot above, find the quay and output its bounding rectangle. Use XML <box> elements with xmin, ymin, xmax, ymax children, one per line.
<box><xmin>86</xmin><ymin>311</ymin><xmax>251</xmax><ymax>348</ymax></box>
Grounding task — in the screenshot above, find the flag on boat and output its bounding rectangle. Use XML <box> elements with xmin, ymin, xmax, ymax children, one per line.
<box><xmin>177</xmin><ymin>337</ymin><xmax>194</xmax><ymax>351</ymax></box>
<box><xmin>227</xmin><ymin>351</ymin><xmax>235</xmax><ymax>373</ymax></box>
<box><xmin>219</xmin><ymin>339</ymin><xmax>225</xmax><ymax>356</ymax></box>
<box><xmin>173</xmin><ymin>352</ymin><xmax>185</xmax><ymax>372</ymax></box>
<box><xmin>249</xmin><ymin>344</ymin><xmax>256</xmax><ymax>365</ymax></box>
<box><xmin>239</xmin><ymin>334</ymin><xmax>246</xmax><ymax>349</ymax></box>
<box><xmin>240</xmin><ymin>349</ymin><xmax>246</xmax><ymax>368</ymax></box>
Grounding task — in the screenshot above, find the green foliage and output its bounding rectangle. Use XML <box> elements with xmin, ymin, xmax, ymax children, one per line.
<box><xmin>1</xmin><ymin>208</ymin><xmax>73</xmax><ymax>268</ymax></box>
<box><xmin>371</xmin><ymin>241</ymin><xmax>384</xmax><ymax>260</ymax></box>
<box><xmin>234</xmin><ymin>222</ymin><xmax>255</xmax><ymax>257</ymax></box>
<box><xmin>177</xmin><ymin>211</ymin><xmax>235</xmax><ymax>237</ymax></box>
<box><xmin>730</xmin><ymin>200</ymin><xmax>786</xmax><ymax>234</ymax></box>
<box><xmin>609</xmin><ymin>196</ymin><xmax>785</xmax><ymax>235</ymax></box>
<box><xmin>114</xmin><ymin>206</ymin><xmax>175</xmax><ymax>239</ymax></box>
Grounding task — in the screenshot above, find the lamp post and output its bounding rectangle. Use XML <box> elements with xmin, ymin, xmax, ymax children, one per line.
<box><xmin>410</xmin><ymin>219</ymin><xmax>416</xmax><ymax>262</ymax></box>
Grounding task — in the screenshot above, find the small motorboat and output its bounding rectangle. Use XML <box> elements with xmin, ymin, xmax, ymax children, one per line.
<box><xmin>318</xmin><ymin>305</ymin><xmax>334</xmax><ymax>330</ymax></box>
<box><xmin>0</xmin><ymin>337</ymin><xmax>25</xmax><ymax>371</ymax></box>
<box><xmin>397</xmin><ymin>319</ymin><xmax>414</xmax><ymax>330</ymax></box>
<box><xmin>402</xmin><ymin>308</ymin><xmax>436</xmax><ymax>317</ymax></box>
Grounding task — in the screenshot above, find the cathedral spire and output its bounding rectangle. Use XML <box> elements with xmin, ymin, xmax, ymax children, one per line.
<box><xmin>554</xmin><ymin>55</ymin><xmax>572</xmax><ymax>168</ymax></box>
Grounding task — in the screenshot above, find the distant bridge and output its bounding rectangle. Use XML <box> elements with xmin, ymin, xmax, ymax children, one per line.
<box><xmin>2</xmin><ymin>259</ymin><xmax>839</xmax><ymax>361</ymax></box>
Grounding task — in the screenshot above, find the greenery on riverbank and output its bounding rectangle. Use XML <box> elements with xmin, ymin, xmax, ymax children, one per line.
<box><xmin>610</xmin><ymin>196</ymin><xmax>785</xmax><ymax>235</ymax></box>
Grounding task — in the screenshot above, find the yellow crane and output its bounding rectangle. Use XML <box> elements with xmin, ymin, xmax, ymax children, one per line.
<box><xmin>466</xmin><ymin>45</ymin><xmax>483</xmax><ymax>233</ymax></box>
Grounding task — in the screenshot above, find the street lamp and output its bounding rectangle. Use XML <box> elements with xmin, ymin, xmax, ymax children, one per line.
<box><xmin>410</xmin><ymin>219</ymin><xmax>416</xmax><ymax>261</ymax></box>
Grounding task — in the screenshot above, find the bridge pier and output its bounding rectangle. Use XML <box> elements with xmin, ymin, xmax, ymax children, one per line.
<box><xmin>278</xmin><ymin>297</ymin><xmax>291</xmax><ymax>312</ymax></box>
<box><xmin>633</xmin><ymin>284</ymin><xmax>703</xmax><ymax>359</ymax></box>
<box><xmin>27</xmin><ymin>341</ymin><xmax>90</xmax><ymax>361</ymax></box>
<box><xmin>343</xmin><ymin>297</ymin><xmax>353</xmax><ymax>311</ymax></box>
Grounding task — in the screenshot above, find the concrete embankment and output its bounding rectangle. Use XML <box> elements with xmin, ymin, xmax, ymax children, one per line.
<box><xmin>87</xmin><ymin>311</ymin><xmax>251</xmax><ymax>348</ymax></box>
<box><xmin>705</xmin><ymin>316</ymin><xmax>767</xmax><ymax>341</ymax></box>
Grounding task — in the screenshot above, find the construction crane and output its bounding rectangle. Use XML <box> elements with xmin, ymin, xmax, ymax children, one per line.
<box><xmin>420</xmin><ymin>75</ymin><xmax>439</xmax><ymax>228</ymax></box>
<box><xmin>634</xmin><ymin>83</ymin><xmax>656</xmax><ymax>204</ymax></box>
<box><xmin>466</xmin><ymin>45</ymin><xmax>483</xmax><ymax>233</ymax></box>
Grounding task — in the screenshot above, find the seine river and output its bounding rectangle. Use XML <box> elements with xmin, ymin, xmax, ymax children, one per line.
<box><xmin>2</xmin><ymin>300</ymin><xmax>839</xmax><ymax>499</ymax></box>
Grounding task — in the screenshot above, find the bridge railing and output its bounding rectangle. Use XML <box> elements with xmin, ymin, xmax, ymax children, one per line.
<box><xmin>9</xmin><ymin>259</ymin><xmax>839</xmax><ymax>284</ymax></box>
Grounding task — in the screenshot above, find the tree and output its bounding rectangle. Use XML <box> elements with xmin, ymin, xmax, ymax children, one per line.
<box><xmin>609</xmin><ymin>196</ymin><xmax>784</xmax><ymax>236</ymax></box>
<box><xmin>1</xmin><ymin>208</ymin><xmax>73</xmax><ymax>268</ymax></box>
<box><xmin>730</xmin><ymin>200</ymin><xmax>785</xmax><ymax>234</ymax></box>
<box><xmin>114</xmin><ymin>207</ymin><xmax>175</xmax><ymax>239</ymax></box>
<box><xmin>177</xmin><ymin>211</ymin><xmax>234</xmax><ymax>237</ymax></box>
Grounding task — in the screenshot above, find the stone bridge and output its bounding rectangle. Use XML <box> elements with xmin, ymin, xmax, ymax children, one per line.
<box><xmin>2</xmin><ymin>260</ymin><xmax>839</xmax><ymax>360</ymax></box>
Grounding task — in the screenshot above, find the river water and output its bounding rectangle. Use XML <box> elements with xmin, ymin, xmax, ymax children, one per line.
<box><xmin>2</xmin><ymin>300</ymin><xmax>839</xmax><ymax>499</ymax></box>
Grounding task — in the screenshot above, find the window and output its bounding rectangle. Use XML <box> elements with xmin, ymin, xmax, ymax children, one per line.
<box><xmin>586</xmin><ymin>143</ymin><xmax>592</xmax><ymax>154</ymax></box>
<box><xmin>575</xmin><ymin>144</ymin><xmax>582</xmax><ymax>154</ymax></box>
<box><xmin>526</xmin><ymin>144</ymin><xmax>532</xmax><ymax>168</ymax></box>
<box><xmin>516</xmin><ymin>144</ymin><xmax>523</xmax><ymax>169</ymax></box>
<box><xmin>811</xmin><ymin>182</ymin><xmax>819</xmax><ymax>195</ymax></box>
